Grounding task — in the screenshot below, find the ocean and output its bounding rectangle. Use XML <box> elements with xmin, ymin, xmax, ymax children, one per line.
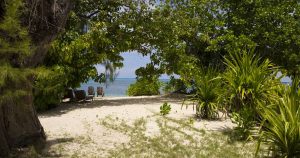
<box><xmin>80</xmin><ymin>78</ymin><xmax>292</xmax><ymax>97</ymax></box>
<box><xmin>80</xmin><ymin>78</ymin><xmax>169</xmax><ymax>97</ymax></box>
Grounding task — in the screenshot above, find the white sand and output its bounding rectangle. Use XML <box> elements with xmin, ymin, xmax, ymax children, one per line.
<box><xmin>39</xmin><ymin>94</ymin><xmax>235</xmax><ymax>157</ymax></box>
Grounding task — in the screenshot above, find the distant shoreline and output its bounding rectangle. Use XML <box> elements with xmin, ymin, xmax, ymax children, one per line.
<box><xmin>80</xmin><ymin>78</ymin><xmax>169</xmax><ymax>97</ymax></box>
<box><xmin>113</xmin><ymin>78</ymin><xmax>170</xmax><ymax>80</ymax></box>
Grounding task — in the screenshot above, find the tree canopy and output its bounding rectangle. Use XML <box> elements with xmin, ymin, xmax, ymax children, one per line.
<box><xmin>1</xmin><ymin>0</ymin><xmax>300</xmax><ymax>156</ymax></box>
<box><xmin>146</xmin><ymin>1</ymin><xmax>300</xmax><ymax>78</ymax></box>
<box><xmin>37</xmin><ymin>0</ymin><xmax>300</xmax><ymax>99</ymax></box>
<box><xmin>0</xmin><ymin>0</ymin><xmax>32</xmax><ymax>105</ymax></box>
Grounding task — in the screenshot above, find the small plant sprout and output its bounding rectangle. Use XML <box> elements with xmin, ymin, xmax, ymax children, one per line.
<box><xmin>160</xmin><ymin>102</ymin><xmax>171</xmax><ymax>115</ymax></box>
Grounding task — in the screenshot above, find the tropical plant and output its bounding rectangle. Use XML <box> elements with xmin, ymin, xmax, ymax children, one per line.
<box><xmin>163</xmin><ymin>76</ymin><xmax>186</xmax><ymax>94</ymax></box>
<box><xmin>183</xmin><ymin>67</ymin><xmax>222</xmax><ymax>119</ymax></box>
<box><xmin>160</xmin><ymin>102</ymin><xmax>171</xmax><ymax>115</ymax></box>
<box><xmin>223</xmin><ymin>50</ymin><xmax>281</xmax><ymax>138</ymax></box>
<box><xmin>230</xmin><ymin>109</ymin><xmax>257</xmax><ymax>140</ymax></box>
<box><xmin>257</xmin><ymin>79</ymin><xmax>300</xmax><ymax>157</ymax></box>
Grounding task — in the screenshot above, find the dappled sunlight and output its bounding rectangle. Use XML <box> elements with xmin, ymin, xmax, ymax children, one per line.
<box><xmin>38</xmin><ymin>95</ymin><xmax>240</xmax><ymax>157</ymax></box>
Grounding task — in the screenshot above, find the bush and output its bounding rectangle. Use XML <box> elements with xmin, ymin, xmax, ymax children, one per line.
<box><xmin>230</xmin><ymin>108</ymin><xmax>256</xmax><ymax>140</ymax></box>
<box><xmin>163</xmin><ymin>76</ymin><xmax>186</xmax><ymax>94</ymax></box>
<box><xmin>33</xmin><ymin>67</ymin><xmax>66</xmax><ymax>111</ymax></box>
<box><xmin>127</xmin><ymin>77</ymin><xmax>161</xmax><ymax>96</ymax></box>
<box><xmin>183</xmin><ymin>67</ymin><xmax>222</xmax><ymax>119</ymax></box>
<box><xmin>257</xmin><ymin>79</ymin><xmax>300</xmax><ymax>157</ymax></box>
<box><xmin>160</xmin><ymin>102</ymin><xmax>171</xmax><ymax>115</ymax></box>
<box><xmin>223</xmin><ymin>51</ymin><xmax>281</xmax><ymax>138</ymax></box>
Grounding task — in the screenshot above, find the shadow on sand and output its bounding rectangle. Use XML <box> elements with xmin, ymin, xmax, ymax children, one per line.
<box><xmin>40</xmin><ymin>137</ymin><xmax>75</xmax><ymax>157</ymax></box>
<box><xmin>38</xmin><ymin>94</ymin><xmax>186</xmax><ymax>118</ymax></box>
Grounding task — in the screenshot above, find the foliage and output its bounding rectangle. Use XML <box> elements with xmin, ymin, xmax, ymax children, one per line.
<box><xmin>44</xmin><ymin>0</ymin><xmax>157</xmax><ymax>88</ymax></box>
<box><xmin>37</xmin><ymin>0</ymin><xmax>155</xmax><ymax>107</ymax></box>
<box><xmin>183</xmin><ymin>67</ymin><xmax>222</xmax><ymax>119</ymax></box>
<box><xmin>217</xmin><ymin>1</ymin><xmax>300</xmax><ymax>77</ymax></box>
<box><xmin>127</xmin><ymin>77</ymin><xmax>161</xmax><ymax>96</ymax></box>
<box><xmin>160</xmin><ymin>102</ymin><xmax>171</xmax><ymax>116</ymax></box>
<box><xmin>100</xmin><ymin>116</ymin><xmax>260</xmax><ymax>158</ymax></box>
<box><xmin>163</xmin><ymin>76</ymin><xmax>186</xmax><ymax>94</ymax></box>
<box><xmin>33</xmin><ymin>67</ymin><xmax>67</xmax><ymax>111</ymax></box>
<box><xmin>257</xmin><ymin>79</ymin><xmax>300</xmax><ymax>157</ymax></box>
<box><xmin>223</xmin><ymin>50</ymin><xmax>281</xmax><ymax>139</ymax></box>
<box><xmin>0</xmin><ymin>0</ymin><xmax>33</xmax><ymax>106</ymax></box>
<box><xmin>230</xmin><ymin>109</ymin><xmax>257</xmax><ymax>140</ymax></box>
<box><xmin>123</xmin><ymin>1</ymin><xmax>300</xmax><ymax>87</ymax></box>
<box><xmin>32</xmin><ymin>0</ymin><xmax>300</xmax><ymax>108</ymax></box>
<box><xmin>127</xmin><ymin>64</ymin><xmax>162</xmax><ymax>96</ymax></box>
<box><xmin>0</xmin><ymin>0</ymin><xmax>31</xmax><ymax>58</ymax></box>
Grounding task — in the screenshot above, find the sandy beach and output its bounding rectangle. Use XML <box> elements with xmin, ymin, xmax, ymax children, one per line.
<box><xmin>38</xmin><ymin>94</ymin><xmax>235</xmax><ymax>157</ymax></box>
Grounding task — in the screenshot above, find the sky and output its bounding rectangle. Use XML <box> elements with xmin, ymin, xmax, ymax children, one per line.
<box><xmin>117</xmin><ymin>51</ymin><xmax>150</xmax><ymax>78</ymax></box>
<box><xmin>96</xmin><ymin>51</ymin><xmax>170</xmax><ymax>79</ymax></box>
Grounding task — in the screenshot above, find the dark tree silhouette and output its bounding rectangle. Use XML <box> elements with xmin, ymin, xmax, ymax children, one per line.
<box><xmin>0</xmin><ymin>0</ymin><xmax>72</xmax><ymax>156</ymax></box>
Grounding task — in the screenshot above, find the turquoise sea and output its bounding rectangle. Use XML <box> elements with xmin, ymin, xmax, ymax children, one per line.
<box><xmin>80</xmin><ymin>78</ymin><xmax>169</xmax><ymax>97</ymax></box>
<box><xmin>80</xmin><ymin>78</ymin><xmax>291</xmax><ymax>97</ymax></box>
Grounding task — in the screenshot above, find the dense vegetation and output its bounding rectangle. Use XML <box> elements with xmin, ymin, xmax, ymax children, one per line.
<box><xmin>0</xmin><ymin>0</ymin><xmax>32</xmax><ymax>105</ymax></box>
<box><xmin>257</xmin><ymin>79</ymin><xmax>300</xmax><ymax>157</ymax></box>
<box><xmin>0</xmin><ymin>0</ymin><xmax>70</xmax><ymax>156</ymax></box>
<box><xmin>1</xmin><ymin>0</ymin><xmax>300</xmax><ymax>157</ymax></box>
<box><xmin>34</xmin><ymin>0</ymin><xmax>139</xmax><ymax>109</ymax></box>
<box><xmin>182</xmin><ymin>67</ymin><xmax>222</xmax><ymax>119</ymax></box>
<box><xmin>31</xmin><ymin>0</ymin><xmax>300</xmax><ymax>100</ymax></box>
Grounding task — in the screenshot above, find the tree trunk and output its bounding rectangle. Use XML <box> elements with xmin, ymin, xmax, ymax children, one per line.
<box><xmin>0</xmin><ymin>90</ymin><xmax>46</xmax><ymax>156</ymax></box>
<box><xmin>0</xmin><ymin>0</ymin><xmax>72</xmax><ymax>156</ymax></box>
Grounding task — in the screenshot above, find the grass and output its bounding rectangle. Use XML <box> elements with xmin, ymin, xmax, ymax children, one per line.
<box><xmin>12</xmin><ymin>115</ymin><xmax>262</xmax><ymax>157</ymax></box>
<box><xmin>100</xmin><ymin>115</ymin><xmax>261</xmax><ymax>158</ymax></box>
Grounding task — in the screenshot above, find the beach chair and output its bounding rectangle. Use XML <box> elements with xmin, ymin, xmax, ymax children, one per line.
<box><xmin>63</xmin><ymin>89</ymin><xmax>76</xmax><ymax>102</ymax></box>
<box><xmin>97</xmin><ymin>87</ymin><xmax>104</xmax><ymax>97</ymax></box>
<box><xmin>74</xmin><ymin>90</ymin><xmax>93</xmax><ymax>101</ymax></box>
<box><xmin>87</xmin><ymin>86</ymin><xmax>95</xmax><ymax>101</ymax></box>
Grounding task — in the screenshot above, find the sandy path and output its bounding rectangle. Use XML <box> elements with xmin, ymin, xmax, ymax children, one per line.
<box><xmin>38</xmin><ymin>95</ymin><xmax>235</xmax><ymax>157</ymax></box>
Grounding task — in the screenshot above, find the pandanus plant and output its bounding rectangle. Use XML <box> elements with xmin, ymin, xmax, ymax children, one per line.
<box><xmin>257</xmin><ymin>79</ymin><xmax>300</xmax><ymax>157</ymax></box>
<box><xmin>183</xmin><ymin>67</ymin><xmax>222</xmax><ymax>119</ymax></box>
<box><xmin>222</xmin><ymin>50</ymin><xmax>281</xmax><ymax>139</ymax></box>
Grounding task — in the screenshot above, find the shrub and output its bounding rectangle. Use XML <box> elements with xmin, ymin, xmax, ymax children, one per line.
<box><xmin>160</xmin><ymin>102</ymin><xmax>171</xmax><ymax>115</ymax></box>
<box><xmin>33</xmin><ymin>67</ymin><xmax>66</xmax><ymax>111</ymax></box>
<box><xmin>183</xmin><ymin>67</ymin><xmax>222</xmax><ymax>119</ymax></box>
<box><xmin>257</xmin><ymin>79</ymin><xmax>300</xmax><ymax>157</ymax></box>
<box><xmin>230</xmin><ymin>108</ymin><xmax>256</xmax><ymax>140</ymax></box>
<box><xmin>127</xmin><ymin>77</ymin><xmax>161</xmax><ymax>96</ymax></box>
<box><xmin>163</xmin><ymin>76</ymin><xmax>186</xmax><ymax>94</ymax></box>
<box><xmin>223</xmin><ymin>50</ymin><xmax>281</xmax><ymax>138</ymax></box>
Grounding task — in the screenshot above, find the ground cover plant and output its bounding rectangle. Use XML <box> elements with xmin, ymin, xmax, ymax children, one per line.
<box><xmin>160</xmin><ymin>102</ymin><xmax>171</xmax><ymax>115</ymax></box>
<box><xmin>100</xmin><ymin>116</ymin><xmax>260</xmax><ymax>158</ymax></box>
